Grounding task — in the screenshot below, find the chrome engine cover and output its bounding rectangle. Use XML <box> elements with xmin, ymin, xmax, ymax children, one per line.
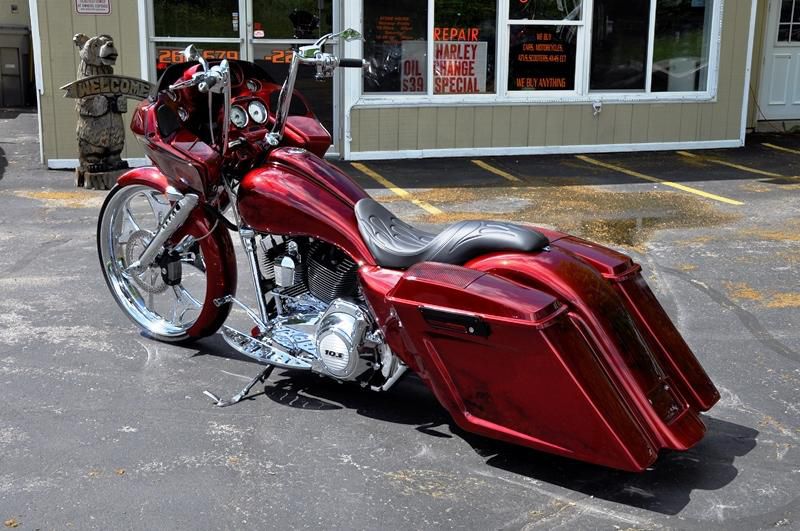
<box><xmin>314</xmin><ymin>299</ymin><xmax>370</xmax><ymax>380</ymax></box>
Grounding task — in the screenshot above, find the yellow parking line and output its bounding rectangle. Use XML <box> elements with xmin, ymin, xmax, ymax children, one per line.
<box><xmin>677</xmin><ymin>150</ymin><xmax>782</xmax><ymax>178</ymax></box>
<box><xmin>471</xmin><ymin>159</ymin><xmax>522</xmax><ymax>182</ymax></box>
<box><xmin>350</xmin><ymin>162</ymin><xmax>443</xmax><ymax>216</ymax></box>
<box><xmin>576</xmin><ymin>155</ymin><xmax>744</xmax><ymax>206</ymax></box>
<box><xmin>763</xmin><ymin>143</ymin><xmax>800</xmax><ymax>156</ymax></box>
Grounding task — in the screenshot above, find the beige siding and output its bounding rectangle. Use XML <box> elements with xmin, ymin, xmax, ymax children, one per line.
<box><xmin>35</xmin><ymin>1</ymin><xmax>144</xmax><ymax>164</ymax></box>
<box><xmin>527</xmin><ymin>106</ymin><xmax>547</xmax><ymax>146</ymax></box>
<box><xmin>351</xmin><ymin>0</ymin><xmax>753</xmax><ymax>154</ymax></box>
<box><xmin>612</xmin><ymin>105</ymin><xmax>632</xmax><ymax>144</ymax></box>
<box><xmin>397</xmin><ymin>107</ymin><xmax>419</xmax><ymax>150</ymax></box>
<box><xmin>473</xmin><ymin>107</ymin><xmax>493</xmax><ymax>147</ymax></box>
<box><xmin>454</xmin><ymin>107</ymin><xmax>474</xmax><ymax>148</ymax></box>
<box><xmin>0</xmin><ymin>0</ymin><xmax>30</xmax><ymax>25</ymax></box>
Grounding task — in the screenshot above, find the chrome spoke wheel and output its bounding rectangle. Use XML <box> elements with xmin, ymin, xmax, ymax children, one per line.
<box><xmin>98</xmin><ymin>184</ymin><xmax>208</xmax><ymax>341</ymax></box>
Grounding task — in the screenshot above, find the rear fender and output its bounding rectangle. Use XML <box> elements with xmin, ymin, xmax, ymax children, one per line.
<box><xmin>116</xmin><ymin>167</ymin><xmax>237</xmax><ymax>338</ymax></box>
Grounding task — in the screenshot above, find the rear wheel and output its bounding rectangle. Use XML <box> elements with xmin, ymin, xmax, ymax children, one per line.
<box><xmin>98</xmin><ymin>184</ymin><xmax>211</xmax><ymax>342</ymax></box>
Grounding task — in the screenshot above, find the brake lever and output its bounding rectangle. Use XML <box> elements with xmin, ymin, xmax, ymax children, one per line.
<box><xmin>169</xmin><ymin>73</ymin><xmax>203</xmax><ymax>91</ymax></box>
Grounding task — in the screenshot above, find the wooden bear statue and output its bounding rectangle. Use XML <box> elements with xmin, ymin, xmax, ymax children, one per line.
<box><xmin>72</xmin><ymin>33</ymin><xmax>129</xmax><ymax>189</ymax></box>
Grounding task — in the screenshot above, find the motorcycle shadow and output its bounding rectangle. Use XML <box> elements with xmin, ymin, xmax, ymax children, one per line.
<box><xmin>191</xmin><ymin>339</ymin><xmax>757</xmax><ymax>515</ymax></box>
<box><xmin>469</xmin><ymin>415</ymin><xmax>758</xmax><ymax>515</ymax></box>
<box><xmin>266</xmin><ymin>371</ymin><xmax>756</xmax><ymax>516</ymax></box>
<box><xmin>263</xmin><ymin>369</ymin><xmax>455</xmax><ymax>435</ymax></box>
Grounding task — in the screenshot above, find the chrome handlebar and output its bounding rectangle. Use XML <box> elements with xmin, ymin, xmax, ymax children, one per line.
<box><xmin>267</xmin><ymin>29</ymin><xmax>365</xmax><ymax>147</ymax></box>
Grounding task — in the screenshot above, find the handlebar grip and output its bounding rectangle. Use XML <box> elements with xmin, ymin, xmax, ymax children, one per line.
<box><xmin>198</xmin><ymin>75</ymin><xmax>217</xmax><ymax>93</ymax></box>
<box><xmin>339</xmin><ymin>58</ymin><xmax>366</xmax><ymax>68</ymax></box>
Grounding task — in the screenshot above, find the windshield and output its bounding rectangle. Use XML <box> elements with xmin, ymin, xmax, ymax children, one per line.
<box><xmin>155</xmin><ymin>60</ymin><xmax>277</xmax><ymax>95</ymax></box>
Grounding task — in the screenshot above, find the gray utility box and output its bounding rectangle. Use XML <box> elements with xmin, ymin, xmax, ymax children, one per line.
<box><xmin>0</xmin><ymin>25</ymin><xmax>32</xmax><ymax>107</ymax></box>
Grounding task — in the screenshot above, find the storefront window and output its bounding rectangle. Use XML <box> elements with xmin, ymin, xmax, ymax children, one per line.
<box><xmin>154</xmin><ymin>0</ymin><xmax>240</xmax><ymax>38</ymax></box>
<box><xmin>360</xmin><ymin>0</ymin><xmax>719</xmax><ymax>99</ymax></box>
<box><xmin>589</xmin><ymin>0</ymin><xmax>649</xmax><ymax>91</ymax></box>
<box><xmin>434</xmin><ymin>1</ymin><xmax>496</xmax><ymax>94</ymax></box>
<box><xmin>509</xmin><ymin>0</ymin><xmax>583</xmax><ymax>22</ymax></box>
<box><xmin>363</xmin><ymin>0</ymin><xmax>497</xmax><ymax>95</ymax></box>
<box><xmin>508</xmin><ymin>25</ymin><xmax>577</xmax><ymax>91</ymax></box>
<box><xmin>651</xmin><ymin>0</ymin><xmax>713</xmax><ymax>92</ymax></box>
<box><xmin>507</xmin><ymin>0</ymin><xmax>581</xmax><ymax>92</ymax></box>
<box><xmin>363</xmin><ymin>0</ymin><xmax>428</xmax><ymax>93</ymax></box>
<box><xmin>251</xmin><ymin>0</ymin><xmax>332</xmax><ymax>40</ymax></box>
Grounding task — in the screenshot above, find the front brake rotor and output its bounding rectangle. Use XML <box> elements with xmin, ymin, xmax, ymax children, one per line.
<box><xmin>125</xmin><ymin>230</ymin><xmax>169</xmax><ymax>294</ymax></box>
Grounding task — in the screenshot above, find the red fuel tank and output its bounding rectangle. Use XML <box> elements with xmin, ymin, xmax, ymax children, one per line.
<box><xmin>237</xmin><ymin>147</ymin><xmax>374</xmax><ymax>264</ymax></box>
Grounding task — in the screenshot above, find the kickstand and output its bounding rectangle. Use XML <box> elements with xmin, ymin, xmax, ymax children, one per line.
<box><xmin>203</xmin><ymin>365</ymin><xmax>275</xmax><ymax>407</ymax></box>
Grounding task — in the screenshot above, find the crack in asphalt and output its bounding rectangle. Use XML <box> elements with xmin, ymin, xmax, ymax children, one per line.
<box><xmin>0</xmin><ymin>145</ymin><xmax>6</xmax><ymax>181</ymax></box>
<box><xmin>0</xmin><ymin>238</ymin><xmax>72</xmax><ymax>279</ymax></box>
<box><xmin>660</xmin><ymin>265</ymin><xmax>800</xmax><ymax>365</ymax></box>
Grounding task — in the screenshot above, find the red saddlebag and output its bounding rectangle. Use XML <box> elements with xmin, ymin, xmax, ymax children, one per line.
<box><xmin>387</xmin><ymin>255</ymin><xmax>717</xmax><ymax>472</ymax></box>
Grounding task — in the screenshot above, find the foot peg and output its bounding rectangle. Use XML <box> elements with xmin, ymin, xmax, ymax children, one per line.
<box><xmin>203</xmin><ymin>365</ymin><xmax>275</xmax><ymax>407</ymax></box>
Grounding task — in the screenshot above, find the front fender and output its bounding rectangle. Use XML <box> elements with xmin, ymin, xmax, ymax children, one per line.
<box><xmin>115</xmin><ymin>167</ymin><xmax>237</xmax><ymax>338</ymax></box>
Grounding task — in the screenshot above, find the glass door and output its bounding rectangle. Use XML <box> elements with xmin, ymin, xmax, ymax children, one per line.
<box><xmin>149</xmin><ymin>0</ymin><xmax>247</xmax><ymax>80</ymax></box>
<box><xmin>245</xmin><ymin>0</ymin><xmax>338</xmax><ymax>154</ymax></box>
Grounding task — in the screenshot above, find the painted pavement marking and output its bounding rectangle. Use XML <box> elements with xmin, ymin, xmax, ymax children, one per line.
<box><xmin>471</xmin><ymin>159</ymin><xmax>522</xmax><ymax>182</ymax></box>
<box><xmin>576</xmin><ymin>155</ymin><xmax>745</xmax><ymax>206</ymax></box>
<box><xmin>677</xmin><ymin>150</ymin><xmax>783</xmax><ymax>178</ymax></box>
<box><xmin>350</xmin><ymin>162</ymin><xmax>444</xmax><ymax>216</ymax></box>
<box><xmin>762</xmin><ymin>143</ymin><xmax>800</xmax><ymax>156</ymax></box>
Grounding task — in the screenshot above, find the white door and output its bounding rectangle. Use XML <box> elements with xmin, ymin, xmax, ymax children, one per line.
<box><xmin>759</xmin><ymin>0</ymin><xmax>800</xmax><ymax>120</ymax></box>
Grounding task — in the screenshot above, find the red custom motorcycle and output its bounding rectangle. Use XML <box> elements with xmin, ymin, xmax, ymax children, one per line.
<box><xmin>97</xmin><ymin>30</ymin><xmax>719</xmax><ymax>472</ymax></box>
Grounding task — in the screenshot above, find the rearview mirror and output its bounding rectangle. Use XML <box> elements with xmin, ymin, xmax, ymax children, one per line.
<box><xmin>338</xmin><ymin>28</ymin><xmax>362</xmax><ymax>42</ymax></box>
<box><xmin>182</xmin><ymin>45</ymin><xmax>200</xmax><ymax>62</ymax></box>
<box><xmin>182</xmin><ymin>44</ymin><xmax>209</xmax><ymax>72</ymax></box>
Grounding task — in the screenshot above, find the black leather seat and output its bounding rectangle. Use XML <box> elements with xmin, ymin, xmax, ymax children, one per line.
<box><xmin>354</xmin><ymin>198</ymin><xmax>549</xmax><ymax>269</ymax></box>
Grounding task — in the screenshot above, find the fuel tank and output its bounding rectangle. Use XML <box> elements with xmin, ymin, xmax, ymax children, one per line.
<box><xmin>237</xmin><ymin>147</ymin><xmax>374</xmax><ymax>264</ymax></box>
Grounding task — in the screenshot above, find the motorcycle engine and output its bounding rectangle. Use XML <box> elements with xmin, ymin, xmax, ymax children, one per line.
<box><xmin>315</xmin><ymin>299</ymin><xmax>371</xmax><ymax>379</ymax></box>
<box><xmin>258</xmin><ymin>238</ymin><xmax>359</xmax><ymax>302</ymax></box>
<box><xmin>257</xmin><ymin>237</ymin><xmax>378</xmax><ymax>382</ymax></box>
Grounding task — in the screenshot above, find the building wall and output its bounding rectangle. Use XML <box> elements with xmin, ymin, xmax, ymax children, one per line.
<box><xmin>0</xmin><ymin>0</ymin><xmax>29</xmax><ymax>25</ymax></box>
<box><xmin>33</xmin><ymin>0</ymin><xmax>145</xmax><ymax>165</ymax></box>
<box><xmin>349</xmin><ymin>0</ymin><xmax>754</xmax><ymax>156</ymax></box>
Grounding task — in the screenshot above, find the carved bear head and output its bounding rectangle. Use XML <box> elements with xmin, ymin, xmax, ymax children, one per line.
<box><xmin>73</xmin><ymin>33</ymin><xmax>118</xmax><ymax>66</ymax></box>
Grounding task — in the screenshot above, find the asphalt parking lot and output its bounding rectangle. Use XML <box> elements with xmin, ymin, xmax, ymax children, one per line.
<box><xmin>1</xmin><ymin>110</ymin><xmax>799</xmax><ymax>530</ymax></box>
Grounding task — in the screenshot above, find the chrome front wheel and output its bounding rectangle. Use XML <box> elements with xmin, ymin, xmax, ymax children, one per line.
<box><xmin>98</xmin><ymin>184</ymin><xmax>208</xmax><ymax>342</ymax></box>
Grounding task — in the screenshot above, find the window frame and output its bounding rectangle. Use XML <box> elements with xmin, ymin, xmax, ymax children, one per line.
<box><xmin>775</xmin><ymin>0</ymin><xmax>800</xmax><ymax>46</ymax></box>
<box><xmin>354</xmin><ymin>0</ymin><xmax>724</xmax><ymax>106</ymax></box>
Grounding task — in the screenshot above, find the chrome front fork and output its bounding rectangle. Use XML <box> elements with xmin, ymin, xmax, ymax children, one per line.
<box><xmin>238</xmin><ymin>227</ymin><xmax>270</xmax><ymax>333</ymax></box>
<box><xmin>126</xmin><ymin>189</ymin><xmax>199</xmax><ymax>272</ymax></box>
<box><xmin>220</xmin><ymin>176</ymin><xmax>272</xmax><ymax>332</ymax></box>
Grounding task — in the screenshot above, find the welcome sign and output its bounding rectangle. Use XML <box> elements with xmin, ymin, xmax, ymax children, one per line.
<box><xmin>61</xmin><ymin>75</ymin><xmax>154</xmax><ymax>100</ymax></box>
